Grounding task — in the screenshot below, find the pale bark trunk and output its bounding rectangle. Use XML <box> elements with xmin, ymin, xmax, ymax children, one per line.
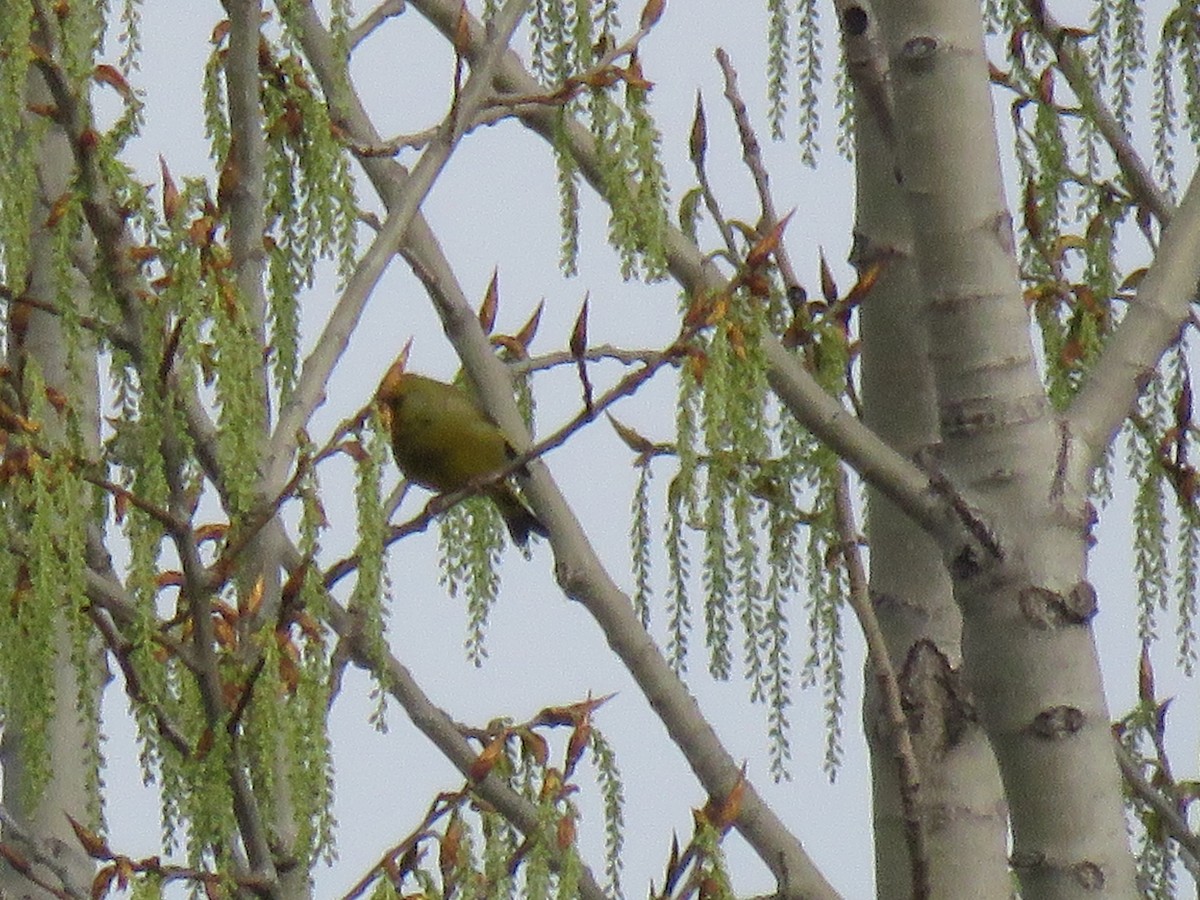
<box><xmin>854</xmin><ymin>60</ymin><xmax>1012</xmax><ymax>897</ymax></box>
<box><xmin>0</xmin><ymin>61</ymin><xmax>103</xmax><ymax>900</ymax></box>
<box><xmin>872</xmin><ymin>0</ymin><xmax>1137</xmax><ymax>895</ymax></box>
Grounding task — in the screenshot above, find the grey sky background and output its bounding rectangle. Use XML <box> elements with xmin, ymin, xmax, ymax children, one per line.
<box><xmin>87</xmin><ymin>1</ymin><xmax>1199</xmax><ymax>898</ymax></box>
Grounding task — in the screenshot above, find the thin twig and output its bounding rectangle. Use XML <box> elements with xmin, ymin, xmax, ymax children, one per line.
<box><xmin>89</xmin><ymin>607</ymin><xmax>194</xmax><ymax>757</ymax></box>
<box><xmin>689</xmin><ymin>90</ymin><xmax>739</xmax><ymax>261</ymax></box>
<box><xmin>516</xmin><ymin>344</ymin><xmax>668</xmax><ymax>374</ymax></box>
<box><xmin>86</xmin><ymin>473</ymin><xmax>189</xmax><ymax>535</ymax></box>
<box><xmin>348</xmin><ymin>0</ymin><xmax>407</xmax><ymax>50</ymax></box>
<box><xmin>0</xmin><ymin>287</ymin><xmax>137</xmax><ymax>355</ymax></box>
<box><xmin>0</xmin><ymin>804</ymin><xmax>86</xmax><ymax>899</ymax></box>
<box><xmin>265</xmin><ymin>0</ymin><xmax>533</xmax><ymax>493</ymax></box>
<box><xmin>479</xmin><ymin>15</ymin><xmax>660</xmax><ymax>112</ymax></box>
<box><xmin>347</xmin><ymin>106</ymin><xmax>520</xmax><ymax>157</ymax></box>
<box><xmin>323</xmin><ymin>342</ymin><xmax>677</xmax><ymax>591</ymax></box>
<box><xmin>715</xmin><ymin>49</ymin><xmax>802</xmax><ymax>291</ymax></box>
<box><xmin>1115</xmin><ymin>740</ymin><xmax>1200</xmax><ymax>885</ymax></box>
<box><xmin>832</xmin><ymin>468</ymin><xmax>930</xmax><ymax>899</ymax></box>
<box><xmin>1024</xmin><ymin>2</ymin><xmax>1172</xmax><ymax>224</ymax></box>
<box><xmin>339</xmin><ymin>790</ymin><xmax>462</xmax><ymax>900</ymax></box>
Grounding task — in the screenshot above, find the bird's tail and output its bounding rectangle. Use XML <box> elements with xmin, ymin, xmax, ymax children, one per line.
<box><xmin>490</xmin><ymin>487</ymin><xmax>549</xmax><ymax>547</ymax></box>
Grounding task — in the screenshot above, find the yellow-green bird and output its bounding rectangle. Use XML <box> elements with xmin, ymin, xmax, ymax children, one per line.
<box><xmin>376</xmin><ymin>363</ymin><xmax>548</xmax><ymax>547</ymax></box>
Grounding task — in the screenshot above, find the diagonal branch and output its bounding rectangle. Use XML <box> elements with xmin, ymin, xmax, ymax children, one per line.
<box><xmin>264</xmin><ymin>0</ymin><xmax>533</xmax><ymax>491</ymax></box>
<box><xmin>1023</xmin><ymin>1</ymin><xmax>1172</xmax><ymax>224</ymax></box>
<box><xmin>302</xmin><ymin>542</ymin><xmax>612</xmax><ymax>900</ymax></box>
<box><xmin>89</xmin><ymin>607</ymin><xmax>194</xmax><ymax>759</ymax></box>
<box><xmin>0</xmin><ymin>804</ymin><xmax>86</xmax><ymax>900</ymax></box>
<box><xmin>1114</xmin><ymin>740</ymin><xmax>1200</xmax><ymax>885</ymax></box>
<box><xmin>1067</xmin><ymin>167</ymin><xmax>1200</xmax><ymax>478</ymax></box>
<box><xmin>831</xmin><ymin>470</ymin><xmax>929</xmax><ymax>899</ymax></box>
<box><xmin>291</xmin><ymin>3</ymin><xmax>845</xmax><ymax>895</ymax></box>
<box><xmin>293</xmin><ymin>1</ymin><xmax>1000</xmax><ymax>895</ymax></box>
<box><xmin>427</xmin><ymin>0</ymin><xmax>970</xmax><ymax>552</ymax></box>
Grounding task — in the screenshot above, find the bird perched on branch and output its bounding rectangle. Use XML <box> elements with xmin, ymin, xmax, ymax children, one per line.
<box><xmin>375</xmin><ymin>360</ymin><xmax>548</xmax><ymax>547</ymax></box>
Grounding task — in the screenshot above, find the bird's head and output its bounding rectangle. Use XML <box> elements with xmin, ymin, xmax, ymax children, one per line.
<box><xmin>375</xmin><ymin>339</ymin><xmax>413</xmax><ymax>426</ymax></box>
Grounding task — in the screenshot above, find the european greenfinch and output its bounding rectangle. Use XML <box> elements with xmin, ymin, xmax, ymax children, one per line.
<box><xmin>376</xmin><ymin>364</ymin><xmax>548</xmax><ymax>546</ymax></box>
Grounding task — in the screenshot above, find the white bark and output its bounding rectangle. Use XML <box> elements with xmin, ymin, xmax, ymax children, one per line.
<box><xmin>873</xmin><ymin>0</ymin><xmax>1137</xmax><ymax>895</ymax></box>
<box><xmin>850</xmin><ymin>9</ymin><xmax>1010</xmax><ymax>893</ymax></box>
<box><xmin>0</xmin><ymin>59</ymin><xmax>103</xmax><ymax>900</ymax></box>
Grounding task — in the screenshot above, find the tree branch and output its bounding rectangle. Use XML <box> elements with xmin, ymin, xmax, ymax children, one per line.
<box><xmin>1067</xmin><ymin>167</ymin><xmax>1200</xmax><ymax>478</ymax></box>
<box><xmin>348</xmin><ymin>0</ymin><xmax>407</xmax><ymax>50</ymax></box>
<box><xmin>831</xmin><ymin>470</ymin><xmax>929</xmax><ymax>899</ymax></box>
<box><xmin>313</xmin><ymin>552</ymin><xmax>611</xmax><ymax>900</ymax></box>
<box><xmin>264</xmin><ymin>0</ymin><xmax>533</xmax><ymax>492</ymax></box>
<box><xmin>89</xmin><ymin>607</ymin><xmax>194</xmax><ymax>759</ymax></box>
<box><xmin>0</xmin><ymin>804</ymin><xmax>85</xmax><ymax>899</ymax></box>
<box><xmin>714</xmin><ymin>48</ymin><xmax>802</xmax><ymax>290</ymax></box>
<box><xmin>1023</xmin><ymin>1</ymin><xmax>1172</xmax><ymax>224</ymax></box>
<box><xmin>1115</xmin><ymin>740</ymin><xmax>1200</xmax><ymax>886</ymax></box>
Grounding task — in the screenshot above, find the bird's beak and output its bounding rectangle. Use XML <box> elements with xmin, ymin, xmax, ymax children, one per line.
<box><xmin>376</xmin><ymin>361</ymin><xmax>404</xmax><ymax>404</ymax></box>
<box><xmin>375</xmin><ymin>338</ymin><xmax>412</xmax><ymax>404</ymax></box>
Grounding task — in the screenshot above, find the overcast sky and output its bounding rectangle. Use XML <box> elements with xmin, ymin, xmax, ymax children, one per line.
<box><xmin>89</xmin><ymin>2</ymin><xmax>1199</xmax><ymax>898</ymax></box>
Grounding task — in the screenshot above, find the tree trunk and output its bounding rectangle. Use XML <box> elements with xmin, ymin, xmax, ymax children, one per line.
<box><xmin>872</xmin><ymin>0</ymin><xmax>1137</xmax><ymax>895</ymax></box>
<box><xmin>0</xmin><ymin>59</ymin><xmax>103</xmax><ymax>900</ymax></box>
<box><xmin>854</xmin><ymin>42</ymin><xmax>1011</xmax><ymax>896</ymax></box>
